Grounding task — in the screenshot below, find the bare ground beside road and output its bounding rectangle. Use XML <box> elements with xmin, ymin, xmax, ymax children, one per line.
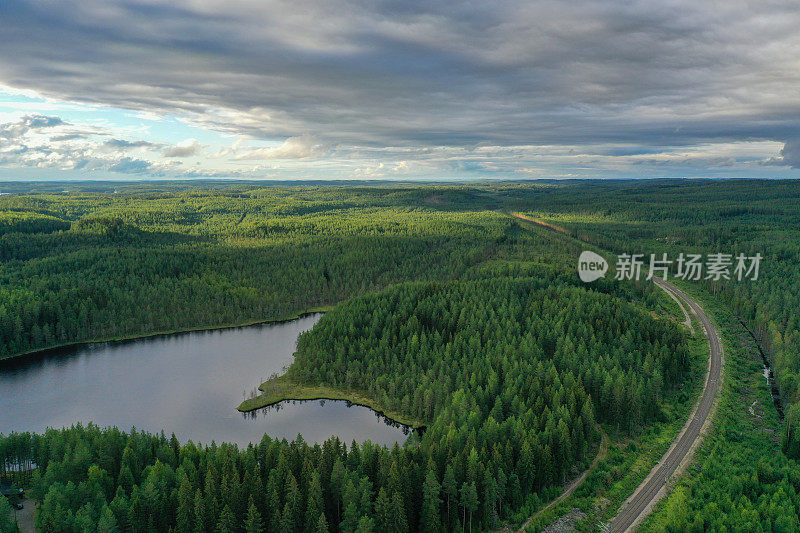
<box><xmin>517</xmin><ymin>432</ymin><xmax>609</xmax><ymax>532</ymax></box>
<box><xmin>15</xmin><ymin>498</ymin><xmax>35</xmax><ymax>533</ymax></box>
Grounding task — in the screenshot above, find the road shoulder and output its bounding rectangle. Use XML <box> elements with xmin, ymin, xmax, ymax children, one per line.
<box><xmin>611</xmin><ymin>279</ymin><xmax>723</xmax><ymax>532</ymax></box>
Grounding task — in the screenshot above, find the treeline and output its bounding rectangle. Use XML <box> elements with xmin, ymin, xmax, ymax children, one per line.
<box><xmin>3</xmin><ymin>426</ymin><xmax>432</xmax><ymax>533</ymax></box>
<box><xmin>0</xmin><ymin>188</ymin><xmax>527</xmax><ymax>359</ymax></box>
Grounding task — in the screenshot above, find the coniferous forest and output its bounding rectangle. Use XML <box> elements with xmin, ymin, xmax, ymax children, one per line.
<box><xmin>1</xmin><ymin>180</ymin><xmax>800</xmax><ymax>531</ymax></box>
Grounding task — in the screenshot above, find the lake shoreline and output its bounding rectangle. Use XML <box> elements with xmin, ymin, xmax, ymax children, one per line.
<box><xmin>0</xmin><ymin>305</ymin><xmax>334</xmax><ymax>367</ymax></box>
<box><xmin>2</xmin><ymin>311</ymin><xmax>411</xmax><ymax>447</ymax></box>
<box><xmin>2</xmin><ymin>304</ymin><xmax>422</xmax><ymax>444</ymax></box>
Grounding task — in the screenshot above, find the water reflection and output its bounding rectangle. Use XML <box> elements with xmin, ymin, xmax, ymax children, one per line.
<box><xmin>0</xmin><ymin>314</ymin><xmax>411</xmax><ymax>447</ymax></box>
<box><xmin>249</xmin><ymin>399</ymin><xmax>419</xmax><ymax>437</ymax></box>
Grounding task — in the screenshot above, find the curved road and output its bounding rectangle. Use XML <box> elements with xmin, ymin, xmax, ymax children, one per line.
<box><xmin>506</xmin><ymin>213</ymin><xmax>723</xmax><ymax>532</ymax></box>
<box><xmin>610</xmin><ymin>277</ymin><xmax>723</xmax><ymax>532</ymax></box>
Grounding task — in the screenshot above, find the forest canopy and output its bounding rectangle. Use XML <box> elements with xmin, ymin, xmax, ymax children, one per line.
<box><xmin>2</xmin><ymin>179</ymin><xmax>798</xmax><ymax>531</ymax></box>
<box><xmin>2</xmin><ymin>278</ymin><xmax>691</xmax><ymax>532</ymax></box>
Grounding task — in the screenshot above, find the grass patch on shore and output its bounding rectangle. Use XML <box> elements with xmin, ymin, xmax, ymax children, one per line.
<box><xmin>237</xmin><ymin>373</ymin><xmax>427</xmax><ymax>429</ymax></box>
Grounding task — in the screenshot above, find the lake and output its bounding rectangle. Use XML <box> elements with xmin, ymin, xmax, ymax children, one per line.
<box><xmin>0</xmin><ymin>314</ymin><xmax>412</xmax><ymax>447</ymax></box>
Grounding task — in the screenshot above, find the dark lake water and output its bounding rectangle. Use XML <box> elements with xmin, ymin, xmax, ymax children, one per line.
<box><xmin>0</xmin><ymin>314</ymin><xmax>412</xmax><ymax>447</ymax></box>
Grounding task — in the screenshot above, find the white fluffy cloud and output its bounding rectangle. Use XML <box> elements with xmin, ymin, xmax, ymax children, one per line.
<box><xmin>0</xmin><ymin>114</ymin><xmax>63</xmax><ymax>139</ymax></box>
<box><xmin>164</xmin><ymin>138</ymin><xmax>201</xmax><ymax>158</ymax></box>
<box><xmin>234</xmin><ymin>135</ymin><xmax>331</xmax><ymax>160</ymax></box>
<box><xmin>0</xmin><ymin>113</ymin><xmax>178</xmax><ymax>175</ymax></box>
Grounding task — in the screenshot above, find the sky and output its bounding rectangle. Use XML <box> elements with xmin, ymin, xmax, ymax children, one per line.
<box><xmin>0</xmin><ymin>0</ymin><xmax>799</xmax><ymax>181</ymax></box>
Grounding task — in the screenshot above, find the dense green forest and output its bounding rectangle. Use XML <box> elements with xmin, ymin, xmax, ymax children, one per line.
<box><xmin>509</xmin><ymin>179</ymin><xmax>800</xmax><ymax>530</ymax></box>
<box><xmin>514</xmin><ymin>180</ymin><xmax>800</xmax><ymax>453</ymax></box>
<box><xmin>1</xmin><ymin>278</ymin><xmax>690</xmax><ymax>532</ymax></box>
<box><xmin>2</xmin><ymin>180</ymin><xmax>800</xmax><ymax>531</ymax></box>
<box><xmin>0</xmin><ymin>187</ymin><xmax>509</xmax><ymax>358</ymax></box>
<box><xmin>291</xmin><ymin>280</ymin><xmax>687</xmax><ymax>434</ymax></box>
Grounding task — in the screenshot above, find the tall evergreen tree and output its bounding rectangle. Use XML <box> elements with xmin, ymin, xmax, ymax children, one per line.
<box><xmin>420</xmin><ymin>466</ymin><xmax>441</xmax><ymax>532</ymax></box>
<box><xmin>459</xmin><ymin>482</ymin><xmax>478</xmax><ymax>533</ymax></box>
<box><xmin>244</xmin><ymin>498</ymin><xmax>263</xmax><ymax>533</ymax></box>
<box><xmin>216</xmin><ymin>505</ymin><xmax>237</xmax><ymax>533</ymax></box>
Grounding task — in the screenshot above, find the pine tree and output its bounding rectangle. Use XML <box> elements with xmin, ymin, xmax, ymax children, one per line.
<box><xmin>442</xmin><ymin>465</ymin><xmax>457</xmax><ymax>526</ymax></box>
<box><xmin>176</xmin><ymin>478</ymin><xmax>194</xmax><ymax>533</ymax></box>
<box><xmin>314</xmin><ymin>513</ymin><xmax>329</xmax><ymax>533</ymax></box>
<box><xmin>482</xmin><ymin>471</ymin><xmax>499</xmax><ymax>528</ymax></box>
<box><xmin>340</xmin><ymin>502</ymin><xmax>359</xmax><ymax>533</ymax></box>
<box><xmin>216</xmin><ymin>505</ymin><xmax>237</xmax><ymax>533</ymax></box>
<box><xmin>420</xmin><ymin>466</ymin><xmax>441</xmax><ymax>532</ymax></box>
<box><xmin>192</xmin><ymin>488</ymin><xmax>206</xmax><ymax>533</ymax></box>
<box><xmin>357</xmin><ymin>477</ymin><xmax>373</xmax><ymax>517</ymax></box>
<box><xmin>286</xmin><ymin>472</ymin><xmax>303</xmax><ymax>530</ymax></box>
<box><xmin>279</xmin><ymin>502</ymin><xmax>295</xmax><ymax>533</ymax></box>
<box><xmin>305</xmin><ymin>473</ymin><xmax>324</xmax><ymax>533</ymax></box>
<box><xmin>390</xmin><ymin>492</ymin><xmax>408</xmax><ymax>533</ymax></box>
<box><xmin>97</xmin><ymin>504</ymin><xmax>120</xmax><ymax>533</ymax></box>
<box><xmin>355</xmin><ymin>516</ymin><xmax>375</xmax><ymax>533</ymax></box>
<box><xmin>518</xmin><ymin>440</ymin><xmax>535</xmax><ymax>489</ymax></box>
<box><xmin>329</xmin><ymin>459</ymin><xmax>346</xmax><ymax>525</ymax></box>
<box><xmin>459</xmin><ymin>482</ymin><xmax>478</xmax><ymax>533</ymax></box>
<box><xmin>267</xmin><ymin>484</ymin><xmax>282</xmax><ymax>532</ymax></box>
<box><xmin>374</xmin><ymin>488</ymin><xmax>391</xmax><ymax>532</ymax></box>
<box><xmin>244</xmin><ymin>498</ymin><xmax>264</xmax><ymax>533</ymax></box>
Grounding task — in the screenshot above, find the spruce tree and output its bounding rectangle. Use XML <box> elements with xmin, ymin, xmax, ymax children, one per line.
<box><xmin>244</xmin><ymin>497</ymin><xmax>264</xmax><ymax>533</ymax></box>
<box><xmin>420</xmin><ymin>466</ymin><xmax>441</xmax><ymax>532</ymax></box>
<box><xmin>216</xmin><ymin>505</ymin><xmax>237</xmax><ymax>533</ymax></box>
<box><xmin>459</xmin><ymin>482</ymin><xmax>478</xmax><ymax>533</ymax></box>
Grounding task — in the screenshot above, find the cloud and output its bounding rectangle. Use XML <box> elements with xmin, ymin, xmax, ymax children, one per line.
<box><xmin>0</xmin><ymin>114</ymin><xmax>64</xmax><ymax>139</ymax></box>
<box><xmin>780</xmin><ymin>139</ymin><xmax>800</xmax><ymax>168</ymax></box>
<box><xmin>234</xmin><ymin>135</ymin><xmax>330</xmax><ymax>160</ymax></box>
<box><xmin>50</xmin><ymin>133</ymin><xmax>88</xmax><ymax>141</ymax></box>
<box><xmin>164</xmin><ymin>138</ymin><xmax>201</xmax><ymax>157</ymax></box>
<box><xmin>23</xmin><ymin>115</ymin><xmax>63</xmax><ymax>128</ymax></box>
<box><xmin>2</xmin><ymin>0</ymin><xmax>799</xmax><ymax>152</ymax></box>
<box><xmin>0</xmin><ymin>114</ymin><xmax>180</xmax><ymax>176</ymax></box>
<box><xmin>0</xmin><ymin>1</ymin><xmax>799</xmax><ymax>178</ymax></box>
<box><xmin>108</xmin><ymin>157</ymin><xmax>153</xmax><ymax>174</ymax></box>
<box><xmin>105</xmin><ymin>138</ymin><xmax>159</xmax><ymax>149</ymax></box>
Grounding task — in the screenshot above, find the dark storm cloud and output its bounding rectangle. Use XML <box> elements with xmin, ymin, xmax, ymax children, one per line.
<box><xmin>1</xmin><ymin>0</ymin><xmax>799</xmax><ymax>156</ymax></box>
<box><xmin>781</xmin><ymin>140</ymin><xmax>800</xmax><ymax>168</ymax></box>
